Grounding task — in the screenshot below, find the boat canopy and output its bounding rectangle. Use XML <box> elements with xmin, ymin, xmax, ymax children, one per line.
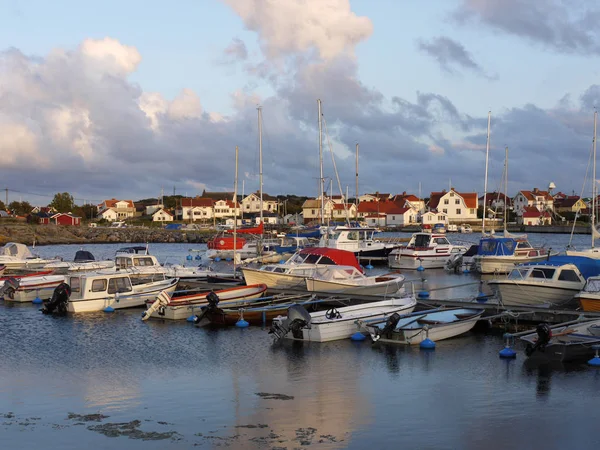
<box><xmin>519</xmin><ymin>256</ymin><xmax>600</xmax><ymax>280</ymax></box>
<box><xmin>297</xmin><ymin>247</ymin><xmax>362</xmax><ymax>271</ymax></box>
<box><xmin>73</xmin><ymin>250</ymin><xmax>95</xmax><ymax>262</ymax></box>
<box><xmin>1</xmin><ymin>242</ymin><xmax>34</xmax><ymax>259</ymax></box>
<box><xmin>477</xmin><ymin>238</ymin><xmax>521</xmax><ymax>256</ymax></box>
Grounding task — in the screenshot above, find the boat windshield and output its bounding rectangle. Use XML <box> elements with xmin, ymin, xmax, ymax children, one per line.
<box><xmin>516</xmin><ymin>240</ymin><xmax>533</xmax><ymax>249</ymax></box>
<box><xmin>433</xmin><ymin>237</ymin><xmax>450</xmax><ymax>245</ymax></box>
<box><xmin>583</xmin><ymin>278</ymin><xmax>600</xmax><ymax>293</ymax></box>
<box><xmin>528</xmin><ymin>268</ymin><xmax>555</xmax><ymax>280</ymax></box>
<box><xmin>507</xmin><ymin>268</ymin><xmax>528</xmax><ymax>280</ymax></box>
<box><xmin>414</xmin><ymin>235</ymin><xmax>431</xmax><ymax>247</ymax></box>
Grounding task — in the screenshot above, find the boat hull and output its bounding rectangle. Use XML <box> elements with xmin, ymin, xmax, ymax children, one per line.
<box><xmin>388</xmin><ymin>253</ymin><xmax>452</xmax><ymax>270</ymax></box>
<box><xmin>241</xmin><ymin>268</ymin><xmax>307</xmax><ymax>289</ymax></box>
<box><xmin>3</xmin><ymin>275</ymin><xmax>66</xmax><ymax>302</ymax></box>
<box><xmin>67</xmin><ymin>279</ymin><xmax>178</xmax><ymax>313</ymax></box>
<box><xmin>489</xmin><ymin>281</ymin><xmax>581</xmax><ymax>308</ymax></box>
<box><xmin>476</xmin><ymin>254</ymin><xmax>551</xmax><ymax>274</ymax></box>
<box><xmin>305</xmin><ymin>277</ymin><xmax>404</xmax><ymax>296</ymax></box>
<box><xmin>376</xmin><ymin>318</ymin><xmax>480</xmax><ymax>345</ymax></box>
<box><xmin>279</xmin><ymin>297</ymin><xmax>417</xmax><ymax>342</ymax></box>
<box><xmin>147</xmin><ymin>284</ymin><xmax>267</xmax><ymax>320</ymax></box>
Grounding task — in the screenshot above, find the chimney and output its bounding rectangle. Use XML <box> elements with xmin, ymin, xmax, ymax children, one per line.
<box><xmin>533</xmin><ymin>188</ymin><xmax>539</xmax><ymax>194</ymax></box>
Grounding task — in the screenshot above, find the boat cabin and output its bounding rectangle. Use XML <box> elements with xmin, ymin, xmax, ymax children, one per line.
<box><xmin>477</xmin><ymin>237</ymin><xmax>545</xmax><ymax>257</ymax></box>
<box><xmin>320</xmin><ymin>226</ymin><xmax>379</xmax><ymax>251</ymax></box>
<box><xmin>507</xmin><ymin>256</ymin><xmax>600</xmax><ymax>284</ymax></box>
<box><xmin>406</xmin><ymin>233</ymin><xmax>450</xmax><ymax>250</ymax></box>
<box><xmin>68</xmin><ymin>273</ymin><xmax>133</xmax><ymax>300</ymax></box>
<box><xmin>261</xmin><ymin>247</ymin><xmax>363</xmax><ymax>274</ymax></box>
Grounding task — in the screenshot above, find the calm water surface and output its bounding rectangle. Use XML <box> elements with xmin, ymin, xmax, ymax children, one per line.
<box><xmin>1</xmin><ymin>235</ymin><xmax>600</xmax><ymax>449</ymax></box>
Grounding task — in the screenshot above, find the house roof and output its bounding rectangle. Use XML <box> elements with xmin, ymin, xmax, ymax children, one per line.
<box><xmin>102</xmin><ymin>198</ymin><xmax>135</xmax><ymax>208</ymax></box>
<box><xmin>332</xmin><ymin>203</ymin><xmax>355</xmax><ymax>210</ymax></box>
<box><xmin>429</xmin><ymin>189</ymin><xmax>477</xmax><ymax>209</ymax></box>
<box><xmin>51</xmin><ymin>212</ymin><xmax>81</xmax><ymax>219</ymax></box>
<box><xmin>555</xmin><ymin>197</ymin><xmax>582</xmax><ymax>208</ymax></box>
<box><xmin>522</xmin><ymin>206</ymin><xmax>541</xmax><ymax>217</ymax></box>
<box><xmin>181</xmin><ymin>197</ymin><xmax>213</xmax><ymax>208</ymax></box>
<box><xmin>245</xmin><ymin>191</ymin><xmax>278</xmax><ymax>202</ymax></box>
<box><xmin>153</xmin><ymin>209</ymin><xmax>173</xmax><ymax>217</ymax></box>
<box><xmin>302</xmin><ymin>199</ymin><xmax>330</xmax><ymax>208</ymax></box>
<box><xmin>519</xmin><ymin>189</ymin><xmax>553</xmax><ymax>201</ymax></box>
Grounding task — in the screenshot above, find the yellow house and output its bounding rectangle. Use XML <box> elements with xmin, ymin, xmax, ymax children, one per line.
<box><xmin>555</xmin><ymin>197</ymin><xmax>586</xmax><ymax>213</ymax></box>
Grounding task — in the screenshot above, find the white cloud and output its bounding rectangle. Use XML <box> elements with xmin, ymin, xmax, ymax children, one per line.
<box><xmin>168</xmin><ymin>88</ymin><xmax>203</xmax><ymax>120</ymax></box>
<box><xmin>79</xmin><ymin>37</ymin><xmax>142</xmax><ymax>76</ymax></box>
<box><xmin>222</xmin><ymin>0</ymin><xmax>373</xmax><ymax>60</ymax></box>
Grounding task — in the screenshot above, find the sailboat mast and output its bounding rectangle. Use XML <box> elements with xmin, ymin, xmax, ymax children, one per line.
<box><xmin>482</xmin><ymin>111</ymin><xmax>491</xmax><ymax>235</ymax></box>
<box><xmin>233</xmin><ymin>145</ymin><xmax>239</xmax><ymax>273</ymax></box>
<box><xmin>504</xmin><ymin>146</ymin><xmax>508</xmax><ymax>232</ymax></box>
<box><xmin>318</xmin><ymin>99</ymin><xmax>324</xmax><ymax>225</ymax></box>
<box><xmin>593</xmin><ymin>111</ymin><xmax>597</xmax><ymax>248</ymax></box>
<box><xmin>258</xmin><ymin>106</ymin><xmax>263</xmax><ymax>227</ymax></box>
<box><xmin>355</xmin><ymin>142</ymin><xmax>359</xmax><ymax>210</ymax></box>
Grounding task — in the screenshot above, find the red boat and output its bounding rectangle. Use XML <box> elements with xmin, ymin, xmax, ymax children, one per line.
<box><xmin>207</xmin><ymin>222</ymin><xmax>264</xmax><ymax>250</ymax></box>
<box><xmin>225</xmin><ymin>222</ymin><xmax>263</xmax><ymax>235</ymax></box>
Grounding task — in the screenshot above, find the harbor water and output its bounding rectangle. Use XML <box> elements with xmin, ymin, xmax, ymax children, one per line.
<box><xmin>2</xmin><ymin>234</ymin><xmax>600</xmax><ymax>449</ymax></box>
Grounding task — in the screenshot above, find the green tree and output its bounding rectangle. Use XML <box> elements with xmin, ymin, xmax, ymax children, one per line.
<box><xmin>49</xmin><ymin>192</ymin><xmax>75</xmax><ymax>213</ymax></box>
<box><xmin>8</xmin><ymin>201</ymin><xmax>32</xmax><ymax>216</ymax></box>
<box><xmin>0</xmin><ymin>199</ymin><xmax>5</xmax><ymax>211</ymax></box>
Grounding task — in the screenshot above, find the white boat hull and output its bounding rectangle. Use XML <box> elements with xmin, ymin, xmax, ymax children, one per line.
<box><xmin>376</xmin><ymin>317</ymin><xmax>480</xmax><ymax>345</ymax></box>
<box><xmin>241</xmin><ymin>268</ymin><xmax>308</xmax><ymax>289</ymax></box>
<box><xmin>305</xmin><ymin>277</ymin><xmax>404</xmax><ymax>296</ymax></box>
<box><xmin>147</xmin><ymin>285</ymin><xmax>267</xmax><ymax>320</ymax></box>
<box><xmin>4</xmin><ymin>275</ymin><xmax>66</xmax><ymax>303</ymax></box>
<box><xmin>388</xmin><ymin>253</ymin><xmax>452</xmax><ymax>269</ymax></box>
<box><xmin>67</xmin><ymin>279</ymin><xmax>178</xmax><ymax>313</ymax></box>
<box><xmin>278</xmin><ymin>297</ymin><xmax>417</xmax><ymax>342</ymax></box>
<box><xmin>476</xmin><ymin>254</ymin><xmax>550</xmax><ymax>274</ymax></box>
<box><xmin>488</xmin><ymin>280</ymin><xmax>582</xmax><ymax>308</ymax></box>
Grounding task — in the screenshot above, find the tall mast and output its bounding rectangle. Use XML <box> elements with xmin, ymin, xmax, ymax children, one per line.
<box><xmin>258</xmin><ymin>106</ymin><xmax>263</xmax><ymax>228</ymax></box>
<box><xmin>355</xmin><ymin>142</ymin><xmax>359</xmax><ymax>211</ymax></box>
<box><xmin>504</xmin><ymin>146</ymin><xmax>508</xmax><ymax>232</ymax></box>
<box><xmin>593</xmin><ymin>110</ymin><xmax>597</xmax><ymax>248</ymax></box>
<box><xmin>482</xmin><ymin>111</ymin><xmax>491</xmax><ymax>235</ymax></box>
<box><xmin>318</xmin><ymin>99</ymin><xmax>324</xmax><ymax>225</ymax></box>
<box><xmin>233</xmin><ymin>145</ymin><xmax>239</xmax><ymax>272</ymax></box>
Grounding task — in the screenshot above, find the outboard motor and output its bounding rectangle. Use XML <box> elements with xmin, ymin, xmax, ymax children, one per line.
<box><xmin>525</xmin><ymin>322</ymin><xmax>553</xmax><ymax>356</ymax></box>
<box><xmin>269</xmin><ymin>304</ymin><xmax>312</xmax><ymax>341</ymax></box>
<box><xmin>41</xmin><ymin>283</ymin><xmax>71</xmax><ymax>316</ymax></box>
<box><xmin>445</xmin><ymin>254</ymin><xmax>463</xmax><ymax>273</ymax></box>
<box><xmin>371</xmin><ymin>312</ymin><xmax>401</xmax><ymax>342</ymax></box>
<box><xmin>142</xmin><ymin>290</ymin><xmax>172</xmax><ymax>321</ymax></box>
<box><xmin>0</xmin><ymin>277</ymin><xmax>20</xmax><ymax>300</ymax></box>
<box><xmin>193</xmin><ymin>291</ymin><xmax>221</xmax><ymax>324</ymax></box>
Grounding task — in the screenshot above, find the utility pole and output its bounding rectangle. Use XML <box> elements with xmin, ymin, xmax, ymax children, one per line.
<box><xmin>355</xmin><ymin>143</ymin><xmax>359</xmax><ymax>208</ymax></box>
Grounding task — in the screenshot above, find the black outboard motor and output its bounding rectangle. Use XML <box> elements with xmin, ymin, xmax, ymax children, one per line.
<box><xmin>41</xmin><ymin>283</ymin><xmax>71</xmax><ymax>316</ymax></box>
<box><xmin>525</xmin><ymin>322</ymin><xmax>553</xmax><ymax>356</ymax></box>
<box><xmin>0</xmin><ymin>277</ymin><xmax>20</xmax><ymax>300</ymax></box>
<box><xmin>371</xmin><ymin>312</ymin><xmax>401</xmax><ymax>342</ymax></box>
<box><xmin>269</xmin><ymin>304</ymin><xmax>312</xmax><ymax>341</ymax></box>
<box><xmin>193</xmin><ymin>291</ymin><xmax>221</xmax><ymax>324</ymax></box>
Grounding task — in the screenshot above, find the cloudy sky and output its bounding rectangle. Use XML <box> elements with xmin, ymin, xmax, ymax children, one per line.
<box><xmin>1</xmin><ymin>0</ymin><xmax>598</xmax><ymax>206</ymax></box>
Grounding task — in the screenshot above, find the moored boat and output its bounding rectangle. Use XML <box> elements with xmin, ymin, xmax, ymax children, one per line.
<box><xmin>142</xmin><ymin>283</ymin><xmax>268</xmax><ymax>320</ymax></box>
<box><xmin>388</xmin><ymin>232</ymin><xmax>468</xmax><ymax>270</ymax></box>
<box><xmin>367</xmin><ymin>307</ymin><xmax>484</xmax><ymax>345</ymax></box>
<box><xmin>473</xmin><ymin>236</ymin><xmax>554</xmax><ymax>274</ymax></box>
<box><xmin>0</xmin><ymin>242</ymin><xmax>60</xmax><ymax>270</ymax></box>
<box><xmin>43</xmin><ymin>250</ymin><xmax>115</xmax><ymax>273</ymax></box>
<box><xmin>488</xmin><ymin>256</ymin><xmax>600</xmax><ymax>308</ymax></box>
<box><xmin>319</xmin><ymin>226</ymin><xmax>399</xmax><ymax>263</ymax></box>
<box><xmin>519</xmin><ymin>319</ymin><xmax>600</xmax><ymax>362</ymax></box>
<box><xmin>305</xmin><ymin>266</ymin><xmax>405</xmax><ymax>296</ymax></box>
<box><xmin>574</xmin><ymin>276</ymin><xmax>600</xmax><ymax>312</ymax></box>
<box><xmin>2</xmin><ymin>274</ymin><xmax>66</xmax><ymax>302</ymax></box>
<box><xmin>269</xmin><ymin>296</ymin><xmax>417</xmax><ymax>342</ymax></box>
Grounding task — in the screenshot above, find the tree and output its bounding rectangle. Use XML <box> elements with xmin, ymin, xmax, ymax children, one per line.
<box><xmin>49</xmin><ymin>192</ymin><xmax>75</xmax><ymax>213</ymax></box>
<box><xmin>8</xmin><ymin>201</ymin><xmax>32</xmax><ymax>216</ymax></box>
<box><xmin>0</xmin><ymin>200</ymin><xmax>5</xmax><ymax>211</ymax></box>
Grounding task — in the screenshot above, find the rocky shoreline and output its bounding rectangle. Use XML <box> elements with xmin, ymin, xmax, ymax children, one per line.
<box><xmin>0</xmin><ymin>224</ymin><xmax>214</xmax><ymax>246</ymax></box>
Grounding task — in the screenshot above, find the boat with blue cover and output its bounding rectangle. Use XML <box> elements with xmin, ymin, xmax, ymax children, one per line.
<box><xmin>473</xmin><ymin>235</ymin><xmax>553</xmax><ymax>274</ymax></box>
<box><xmin>487</xmin><ymin>255</ymin><xmax>600</xmax><ymax>308</ymax></box>
<box><xmin>367</xmin><ymin>307</ymin><xmax>484</xmax><ymax>345</ymax></box>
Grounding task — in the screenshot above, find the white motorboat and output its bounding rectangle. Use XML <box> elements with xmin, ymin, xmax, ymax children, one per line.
<box><xmin>142</xmin><ymin>284</ymin><xmax>268</xmax><ymax>320</ymax></box>
<box><xmin>1</xmin><ymin>274</ymin><xmax>66</xmax><ymax>302</ymax></box>
<box><xmin>473</xmin><ymin>236</ymin><xmax>554</xmax><ymax>274</ymax></box>
<box><xmin>319</xmin><ymin>226</ymin><xmax>400</xmax><ymax>263</ymax></box>
<box><xmin>367</xmin><ymin>307</ymin><xmax>484</xmax><ymax>345</ymax></box>
<box><xmin>43</xmin><ymin>250</ymin><xmax>115</xmax><ymax>273</ymax></box>
<box><xmin>459</xmin><ymin>224</ymin><xmax>473</xmax><ymax>233</ymax></box>
<box><xmin>388</xmin><ymin>232</ymin><xmax>468</xmax><ymax>270</ymax></box>
<box><xmin>488</xmin><ymin>256</ymin><xmax>600</xmax><ymax>308</ymax></box>
<box><xmin>241</xmin><ymin>247</ymin><xmax>364</xmax><ymax>290</ymax></box>
<box><xmin>62</xmin><ymin>271</ymin><xmax>178</xmax><ymax>313</ymax></box>
<box><xmin>0</xmin><ymin>242</ymin><xmax>60</xmax><ymax>270</ymax></box>
<box><xmin>269</xmin><ymin>296</ymin><xmax>417</xmax><ymax>343</ymax></box>
<box><xmin>305</xmin><ymin>266</ymin><xmax>405</xmax><ymax>296</ymax></box>
<box><xmin>164</xmin><ymin>263</ymin><xmax>233</xmax><ymax>281</ymax></box>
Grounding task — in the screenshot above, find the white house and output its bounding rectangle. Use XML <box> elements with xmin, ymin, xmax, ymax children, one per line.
<box><xmin>97</xmin><ymin>199</ymin><xmax>136</xmax><ymax>221</ymax></box>
<box><xmin>152</xmin><ymin>209</ymin><xmax>173</xmax><ymax>222</ymax></box>
<box><xmin>428</xmin><ymin>189</ymin><xmax>477</xmax><ymax>222</ymax></box>
<box><xmin>241</xmin><ymin>192</ymin><xmax>278</xmax><ymax>214</ymax></box>
<box><xmin>331</xmin><ymin>203</ymin><xmax>357</xmax><ymax>221</ymax></box>
<box><xmin>146</xmin><ymin>204</ymin><xmax>164</xmax><ymax>216</ymax></box>
<box><xmin>391</xmin><ymin>193</ymin><xmax>425</xmax><ymax>213</ymax></box>
<box><xmin>364</xmin><ymin>214</ymin><xmax>386</xmax><ymax>227</ymax></box>
<box><xmin>254</xmin><ymin>213</ymin><xmax>279</xmax><ymax>225</ymax></box>
<box><xmin>421</xmin><ymin>211</ymin><xmax>448</xmax><ymax>226</ymax></box>
<box><xmin>513</xmin><ymin>188</ymin><xmax>554</xmax><ymax>216</ymax></box>
<box><xmin>302</xmin><ymin>198</ymin><xmax>334</xmax><ymax>224</ymax></box>
<box><xmin>385</xmin><ymin>207</ymin><xmax>418</xmax><ymax>227</ymax></box>
<box><xmin>358</xmin><ymin>193</ymin><xmax>392</xmax><ymax>203</ymax></box>
<box><xmin>214</xmin><ymin>199</ymin><xmax>240</xmax><ymax>219</ymax></box>
<box><xmin>177</xmin><ymin>197</ymin><xmax>214</xmax><ymax>221</ymax></box>
<box><xmin>282</xmin><ymin>213</ymin><xmax>303</xmax><ymax>225</ymax></box>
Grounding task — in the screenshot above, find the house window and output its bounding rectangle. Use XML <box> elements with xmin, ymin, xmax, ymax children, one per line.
<box><xmin>444</xmin><ymin>199</ymin><xmax>449</xmax><ymax>205</ymax></box>
<box><xmin>450</xmin><ymin>192</ymin><xmax>454</xmax><ymax>197</ymax></box>
<box><xmin>438</xmin><ymin>215</ymin><xmax>444</xmax><ymax>221</ymax></box>
<box><xmin>455</xmin><ymin>199</ymin><xmax>460</xmax><ymax>205</ymax></box>
<box><xmin>457</xmin><ymin>208</ymin><xmax>462</xmax><ymax>215</ymax></box>
<box><xmin>312</xmin><ymin>209</ymin><xmax>315</xmax><ymax>214</ymax></box>
<box><xmin>470</xmin><ymin>209</ymin><xmax>475</xmax><ymax>214</ymax></box>
<box><xmin>443</xmin><ymin>209</ymin><xmax>447</xmax><ymax>214</ymax></box>
<box><xmin>392</xmin><ymin>216</ymin><xmax>396</xmax><ymax>220</ymax></box>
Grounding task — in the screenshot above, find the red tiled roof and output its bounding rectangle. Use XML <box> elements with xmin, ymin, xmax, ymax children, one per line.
<box><xmin>429</xmin><ymin>189</ymin><xmax>477</xmax><ymax>209</ymax></box>
<box><xmin>523</xmin><ymin>206</ymin><xmax>541</xmax><ymax>217</ymax></box>
<box><xmin>332</xmin><ymin>203</ymin><xmax>354</xmax><ymax>210</ymax></box>
<box><xmin>103</xmin><ymin>198</ymin><xmax>135</xmax><ymax>208</ymax></box>
<box><xmin>182</xmin><ymin>197</ymin><xmax>213</xmax><ymax>208</ymax></box>
<box><xmin>520</xmin><ymin>189</ymin><xmax>553</xmax><ymax>201</ymax></box>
